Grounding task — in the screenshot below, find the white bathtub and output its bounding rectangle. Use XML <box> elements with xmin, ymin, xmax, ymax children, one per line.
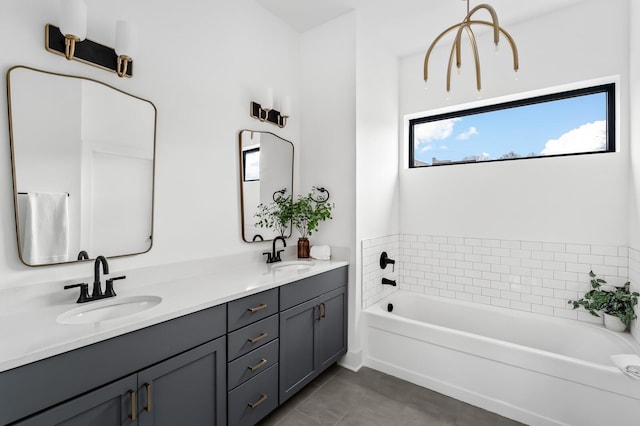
<box><xmin>363</xmin><ymin>290</ymin><xmax>640</xmax><ymax>426</ymax></box>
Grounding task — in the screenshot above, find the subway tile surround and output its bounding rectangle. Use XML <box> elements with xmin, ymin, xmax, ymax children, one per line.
<box><xmin>363</xmin><ymin>235</ymin><xmax>638</xmax><ymax>334</ymax></box>
<box><xmin>362</xmin><ymin>236</ymin><xmax>400</xmax><ymax>310</ymax></box>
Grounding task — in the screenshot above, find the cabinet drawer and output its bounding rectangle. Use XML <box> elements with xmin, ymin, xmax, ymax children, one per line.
<box><xmin>280</xmin><ymin>266</ymin><xmax>348</xmax><ymax>310</ymax></box>
<box><xmin>227</xmin><ymin>288</ymin><xmax>279</xmax><ymax>332</ymax></box>
<box><xmin>227</xmin><ymin>315</ymin><xmax>279</xmax><ymax>361</ymax></box>
<box><xmin>228</xmin><ymin>339</ymin><xmax>279</xmax><ymax>391</ymax></box>
<box><xmin>228</xmin><ymin>364</ymin><xmax>278</xmax><ymax>426</ymax></box>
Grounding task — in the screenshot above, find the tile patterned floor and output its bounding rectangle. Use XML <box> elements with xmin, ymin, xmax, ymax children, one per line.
<box><xmin>259</xmin><ymin>365</ymin><xmax>524</xmax><ymax>426</ymax></box>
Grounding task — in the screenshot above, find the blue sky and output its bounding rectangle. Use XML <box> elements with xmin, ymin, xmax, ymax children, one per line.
<box><xmin>413</xmin><ymin>93</ymin><xmax>607</xmax><ymax>164</ymax></box>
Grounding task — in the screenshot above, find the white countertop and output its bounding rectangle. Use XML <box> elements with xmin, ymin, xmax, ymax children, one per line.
<box><xmin>0</xmin><ymin>250</ymin><xmax>348</xmax><ymax>373</ymax></box>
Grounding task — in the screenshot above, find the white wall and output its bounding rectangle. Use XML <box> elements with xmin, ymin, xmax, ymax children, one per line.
<box><xmin>0</xmin><ymin>0</ymin><xmax>300</xmax><ymax>288</ymax></box>
<box><xmin>399</xmin><ymin>0</ymin><xmax>629</xmax><ymax>246</ymax></box>
<box><xmin>352</xmin><ymin>10</ymin><xmax>400</xmax><ymax>367</ymax></box>
<box><xmin>300</xmin><ymin>12</ymin><xmax>358</xmax><ymax>365</ymax></box>
<box><xmin>628</xmin><ymin>0</ymin><xmax>640</xmax><ymax>341</ymax></box>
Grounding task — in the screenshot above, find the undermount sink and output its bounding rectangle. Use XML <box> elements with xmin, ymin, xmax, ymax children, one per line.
<box><xmin>272</xmin><ymin>261</ymin><xmax>315</xmax><ymax>272</ymax></box>
<box><xmin>57</xmin><ymin>295</ymin><xmax>162</xmax><ymax>325</ymax></box>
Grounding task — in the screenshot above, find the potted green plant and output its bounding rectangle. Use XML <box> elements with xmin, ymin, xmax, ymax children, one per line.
<box><xmin>291</xmin><ymin>187</ymin><xmax>334</xmax><ymax>258</ymax></box>
<box><xmin>254</xmin><ymin>189</ymin><xmax>293</xmax><ymax>238</ymax></box>
<box><xmin>568</xmin><ymin>271</ymin><xmax>639</xmax><ymax>332</ymax></box>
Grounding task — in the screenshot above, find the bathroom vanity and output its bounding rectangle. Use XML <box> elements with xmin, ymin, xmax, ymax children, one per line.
<box><xmin>0</xmin><ymin>261</ymin><xmax>348</xmax><ymax>426</ymax></box>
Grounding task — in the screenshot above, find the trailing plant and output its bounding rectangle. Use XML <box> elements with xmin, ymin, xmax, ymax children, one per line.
<box><xmin>254</xmin><ymin>189</ymin><xmax>293</xmax><ymax>237</ymax></box>
<box><xmin>291</xmin><ymin>187</ymin><xmax>334</xmax><ymax>239</ymax></box>
<box><xmin>568</xmin><ymin>271</ymin><xmax>639</xmax><ymax>327</ymax></box>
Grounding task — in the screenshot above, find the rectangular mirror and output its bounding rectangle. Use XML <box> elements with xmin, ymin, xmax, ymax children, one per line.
<box><xmin>7</xmin><ymin>66</ymin><xmax>157</xmax><ymax>266</ymax></box>
<box><xmin>239</xmin><ymin>130</ymin><xmax>293</xmax><ymax>242</ymax></box>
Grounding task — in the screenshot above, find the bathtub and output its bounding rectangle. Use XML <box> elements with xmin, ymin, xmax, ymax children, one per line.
<box><xmin>363</xmin><ymin>290</ymin><xmax>640</xmax><ymax>426</ymax></box>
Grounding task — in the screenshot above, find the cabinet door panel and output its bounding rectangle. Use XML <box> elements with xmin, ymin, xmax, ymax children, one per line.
<box><xmin>317</xmin><ymin>287</ymin><xmax>347</xmax><ymax>373</ymax></box>
<box><xmin>14</xmin><ymin>374</ymin><xmax>137</xmax><ymax>426</ymax></box>
<box><xmin>279</xmin><ymin>298</ymin><xmax>318</xmax><ymax>403</ymax></box>
<box><xmin>137</xmin><ymin>337</ymin><xmax>226</xmax><ymax>426</ymax></box>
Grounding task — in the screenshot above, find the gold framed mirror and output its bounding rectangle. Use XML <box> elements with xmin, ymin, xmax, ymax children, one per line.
<box><xmin>7</xmin><ymin>66</ymin><xmax>157</xmax><ymax>266</ymax></box>
<box><xmin>239</xmin><ymin>130</ymin><xmax>293</xmax><ymax>243</ymax></box>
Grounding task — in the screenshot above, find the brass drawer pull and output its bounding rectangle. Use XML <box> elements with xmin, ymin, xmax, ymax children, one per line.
<box><xmin>248</xmin><ymin>358</ymin><xmax>268</xmax><ymax>372</ymax></box>
<box><xmin>248</xmin><ymin>394</ymin><xmax>268</xmax><ymax>409</ymax></box>
<box><xmin>248</xmin><ymin>332</ymin><xmax>268</xmax><ymax>343</ymax></box>
<box><xmin>129</xmin><ymin>390</ymin><xmax>137</xmax><ymax>420</ymax></box>
<box><xmin>144</xmin><ymin>383</ymin><xmax>152</xmax><ymax>412</ymax></box>
<box><xmin>248</xmin><ymin>303</ymin><xmax>267</xmax><ymax>313</ymax></box>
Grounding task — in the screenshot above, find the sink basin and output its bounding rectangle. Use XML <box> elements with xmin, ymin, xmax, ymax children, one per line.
<box><xmin>57</xmin><ymin>295</ymin><xmax>162</xmax><ymax>325</ymax></box>
<box><xmin>272</xmin><ymin>261</ymin><xmax>315</xmax><ymax>272</ymax></box>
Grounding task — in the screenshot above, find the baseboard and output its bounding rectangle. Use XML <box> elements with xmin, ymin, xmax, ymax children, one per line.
<box><xmin>338</xmin><ymin>349</ymin><xmax>363</xmax><ymax>372</ymax></box>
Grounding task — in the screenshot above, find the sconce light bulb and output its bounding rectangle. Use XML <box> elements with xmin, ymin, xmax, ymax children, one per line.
<box><xmin>59</xmin><ymin>0</ymin><xmax>87</xmax><ymax>41</ymax></box>
<box><xmin>263</xmin><ymin>87</ymin><xmax>274</xmax><ymax>111</ymax></box>
<box><xmin>281</xmin><ymin>95</ymin><xmax>292</xmax><ymax>117</ymax></box>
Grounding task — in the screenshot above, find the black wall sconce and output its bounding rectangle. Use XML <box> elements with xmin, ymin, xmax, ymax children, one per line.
<box><xmin>46</xmin><ymin>0</ymin><xmax>136</xmax><ymax>78</ymax></box>
<box><xmin>250</xmin><ymin>88</ymin><xmax>291</xmax><ymax>128</ymax></box>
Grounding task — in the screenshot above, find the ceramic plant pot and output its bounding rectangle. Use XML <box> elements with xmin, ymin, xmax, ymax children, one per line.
<box><xmin>297</xmin><ymin>238</ymin><xmax>310</xmax><ymax>258</ymax></box>
<box><xmin>603</xmin><ymin>313</ymin><xmax>627</xmax><ymax>332</ymax></box>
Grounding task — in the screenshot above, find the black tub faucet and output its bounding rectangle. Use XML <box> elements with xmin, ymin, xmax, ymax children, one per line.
<box><xmin>380</xmin><ymin>252</ymin><xmax>396</xmax><ymax>272</ymax></box>
<box><xmin>264</xmin><ymin>236</ymin><xmax>286</xmax><ymax>263</ymax></box>
<box><xmin>93</xmin><ymin>256</ymin><xmax>109</xmax><ymax>298</ymax></box>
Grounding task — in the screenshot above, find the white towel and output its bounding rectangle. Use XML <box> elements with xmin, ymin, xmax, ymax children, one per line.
<box><xmin>19</xmin><ymin>192</ymin><xmax>69</xmax><ymax>264</ymax></box>
<box><xmin>310</xmin><ymin>245</ymin><xmax>331</xmax><ymax>260</ymax></box>
<box><xmin>610</xmin><ymin>354</ymin><xmax>640</xmax><ymax>380</ymax></box>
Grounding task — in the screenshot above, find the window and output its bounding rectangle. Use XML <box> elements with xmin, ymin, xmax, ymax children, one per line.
<box><xmin>409</xmin><ymin>84</ymin><xmax>615</xmax><ymax>167</ymax></box>
<box><xmin>243</xmin><ymin>147</ymin><xmax>260</xmax><ymax>181</ymax></box>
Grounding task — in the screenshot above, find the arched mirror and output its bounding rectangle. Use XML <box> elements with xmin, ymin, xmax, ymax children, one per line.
<box><xmin>7</xmin><ymin>66</ymin><xmax>157</xmax><ymax>266</ymax></box>
<box><xmin>239</xmin><ymin>130</ymin><xmax>293</xmax><ymax>243</ymax></box>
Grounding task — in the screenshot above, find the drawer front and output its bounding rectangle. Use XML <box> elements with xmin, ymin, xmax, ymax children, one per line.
<box><xmin>227</xmin><ymin>288</ymin><xmax>279</xmax><ymax>332</ymax></box>
<box><xmin>228</xmin><ymin>364</ymin><xmax>279</xmax><ymax>426</ymax></box>
<box><xmin>228</xmin><ymin>339</ymin><xmax>279</xmax><ymax>391</ymax></box>
<box><xmin>280</xmin><ymin>266</ymin><xmax>348</xmax><ymax>310</ymax></box>
<box><xmin>227</xmin><ymin>315</ymin><xmax>279</xmax><ymax>361</ymax></box>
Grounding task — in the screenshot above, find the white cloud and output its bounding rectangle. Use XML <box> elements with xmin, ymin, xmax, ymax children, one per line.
<box><xmin>414</xmin><ymin>118</ymin><xmax>461</xmax><ymax>145</ymax></box>
<box><xmin>440</xmin><ymin>145</ymin><xmax>448</xmax><ymax>150</ymax></box>
<box><xmin>457</xmin><ymin>126</ymin><xmax>478</xmax><ymax>140</ymax></box>
<box><xmin>481</xmin><ymin>152</ymin><xmax>490</xmax><ymax>160</ymax></box>
<box><xmin>541</xmin><ymin>120</ymin><xmax>606</xmax><ymax>156</ymax></box>
<box><xmin>420</xmin><ymin>144</ymin><xmax>433</xmax><ymax>153</ymax></box>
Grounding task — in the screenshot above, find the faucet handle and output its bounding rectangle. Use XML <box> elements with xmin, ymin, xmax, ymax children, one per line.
<box><xmin>275</xmin><ymin>250</ymin><xmax>285</xmax><ymax>262</ymax></box>
<box><xmin>105</xmin><ymin>275</ymin><xmax>126</xmax><ymax>297</ymax></box>
<box><xmin>64</xmin><ymin>283</ymin><xmax>90</xmax><ymax>303</ymax></box>
<box><xmin>262</xmin><ymin>252</ymin><xmax>273</xmax><ymax>263</ymax></box>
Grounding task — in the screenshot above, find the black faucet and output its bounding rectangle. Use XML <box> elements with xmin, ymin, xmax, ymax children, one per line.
<box><xmin>64</xmin><ymin>255</ymin><xmax>126</xmax><ymax>303</ymax></box>
<box><xmin>77</xmin><ymin>250</ymin><xmax>89</xmax><ymax>260</ymax></box>
<box><xmin>263</xmin><ymin>236</ymin><xmax>286</xmax><ymax>263</ymax></box>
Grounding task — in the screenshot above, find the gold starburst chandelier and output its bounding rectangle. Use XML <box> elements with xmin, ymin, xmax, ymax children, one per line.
<box><xmin>423</xmin><ymin>0</ymin><xmax>519</xmax><ymax>92</ymax></box>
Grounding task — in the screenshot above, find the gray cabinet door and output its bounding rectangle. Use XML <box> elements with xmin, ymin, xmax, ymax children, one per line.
<box><xmin>279</xmin><ymin>297</ymin><xmax>319</xmax><ymax>403</ymax></box>
<box><xmin>14</xmin><ymin>374</ymin><xmax>137</xmax><ymax>426</ymax></box>
<box><xmin>317</xmin><ymin>287</ymin><xmax>347</xmax><ymax>373</ymax></box>
<box><xmin>137</xmin><ymin>337</ymin><xmax>226</xmax><ymax>426</ymax></box>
